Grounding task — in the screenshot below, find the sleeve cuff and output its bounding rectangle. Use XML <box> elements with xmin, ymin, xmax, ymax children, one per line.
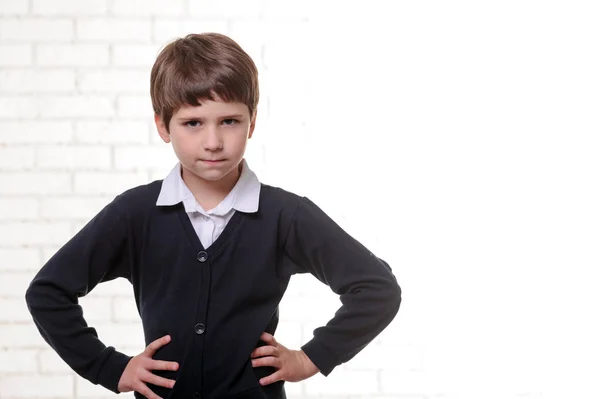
<box><xmin>301</xmin><ymin>338</ymin><xmax>340</xmax><ymax>377</ymax></box>
<box><xmin>96</xmin><ymin>348</ymin><xmax>133</xmax><ymax>394</ymax></box>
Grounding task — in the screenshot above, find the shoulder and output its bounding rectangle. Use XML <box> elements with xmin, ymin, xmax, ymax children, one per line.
<box><xmin>259</xmin><ymin>183</ymin><xmax>304</xmax><ymax>211</ymax></box>
<box><xmin>110</xmin><ymin>180</ymin><xmax>163</xmax><ymax>215</ymax></box>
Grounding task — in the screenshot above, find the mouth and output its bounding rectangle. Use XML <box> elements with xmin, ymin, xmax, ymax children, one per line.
<box><xmin>200</xmin><ymin>159</ymin><xmax>226</xmax><ymax>164</ymax></box>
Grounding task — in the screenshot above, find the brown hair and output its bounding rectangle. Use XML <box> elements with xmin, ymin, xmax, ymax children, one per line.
<box><xmin>150</xmin><ymin>32</ymin><xmax>259</xmax><ymax>130</ymax></box>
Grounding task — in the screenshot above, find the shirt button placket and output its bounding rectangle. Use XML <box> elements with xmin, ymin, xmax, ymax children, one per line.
<box><xmin>194</xmin><ymin>323</ymin><xmax>205</xmax><ymax>335</ymax></box>
<box><xmin>197</xmin><ymin>251</ymin><xmax>208</xmax><ymax>263</ymax></box>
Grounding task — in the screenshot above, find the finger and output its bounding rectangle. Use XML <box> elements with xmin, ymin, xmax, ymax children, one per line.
<box><xmin>136</xmin><ymin>382</ymin><xmax>163</xmax><ymax>399</ymax></box>
<box><xmin>141</xmin><ymin>370</ymin><xmax>176</xmax><ymax>389</ymax></box>
<box><xmin>150</xmin><ymin>359</ymin><xmax>179</xmax><ymax>372</ymax></box>
<box><xmin>145</xmin><ymin>335</ymin><xmax>171</xmax><ymax>357</ymax></box>
<box><xmin>250</xmin><ymin>345</ymin><xmax>280</xmax><ymax>359</ymax></box>
<box><xmin>260</xmin><ymin>332</ymin><xmax>277</xmax><ymax>345</ymax></box>
<box><xmin>252</xmin><ymin>356</ymin><xmax>280</xmax><ymax>369</ymax></box>
<box><xmin>259</xmin><ymin>369</ymin><xmax>283</xmax><ymax>386</ymax></box>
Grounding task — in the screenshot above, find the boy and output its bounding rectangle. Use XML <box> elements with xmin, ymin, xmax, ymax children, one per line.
<box><xmin>25</xmin><ymin>33</ymin><xmax>401</xmax><ymax>399</ymax></box>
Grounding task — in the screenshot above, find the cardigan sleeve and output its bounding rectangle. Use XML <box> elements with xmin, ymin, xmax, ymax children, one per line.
<box><xmin>25</xmin><ymin>195</ymin><xmax>134</xmax><ymax>393</ymax></box>
<box><xmin>283</xmin><ymin>196</ymin><xmax>401</xmax><ymax>376</ymax></box>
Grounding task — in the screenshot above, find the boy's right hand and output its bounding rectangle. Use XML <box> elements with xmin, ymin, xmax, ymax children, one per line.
<box><xmin>117</xmin><ymin>335</ymin><xmax>179</xmax><ymax>399</ymax></box>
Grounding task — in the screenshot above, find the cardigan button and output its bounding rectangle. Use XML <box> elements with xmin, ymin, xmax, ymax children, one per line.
<box><xmin>194</xmin><ymin>323</ymin><xmax>205</xmax><ymax>335</ymax></box>
<box><xmin>197</xmin><ymin>251</ymin><xmax>208</xmax><ymax>262</ymax></box>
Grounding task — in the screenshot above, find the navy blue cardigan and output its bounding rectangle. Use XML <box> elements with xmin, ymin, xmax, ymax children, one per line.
<box><xmin>25</xmin><ymin>181</ymin><xmax>401</xmax><ymax>399</ymax></box>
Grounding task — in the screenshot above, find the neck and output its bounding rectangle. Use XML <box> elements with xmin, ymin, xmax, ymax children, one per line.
<box><xmin>181</xmin><ymin>163</ymin><xmax>242</xmax><ymax>211</ymax></box>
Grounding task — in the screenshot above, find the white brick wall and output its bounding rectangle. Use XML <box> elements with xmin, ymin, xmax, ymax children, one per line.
<box><xmin>2</xmin><ymin>1</ymin><xmax>599</xmax><ymax>399</ymax></box>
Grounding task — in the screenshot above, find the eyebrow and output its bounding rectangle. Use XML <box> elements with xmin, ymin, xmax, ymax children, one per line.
<box><xmin>176</xmin><ymin>114</ymin><xmax>246</xmax><ymax>120</ymax></box>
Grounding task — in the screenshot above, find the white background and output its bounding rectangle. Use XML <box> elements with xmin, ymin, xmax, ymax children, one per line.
<box><xmin>1</xmin><ymin>0</ymin><xmax>599</xmax><ymax>398</ymax></box>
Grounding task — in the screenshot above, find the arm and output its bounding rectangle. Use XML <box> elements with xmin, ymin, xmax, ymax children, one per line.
<box><xmin>25</xmin><ymin>196</ymin><xmax>134</xmax><ymax>393</ymax></box>
<box><xmin>284</xmin><ymin>197</ymin><xmax>401</xmax><ymax>376</ymax></box>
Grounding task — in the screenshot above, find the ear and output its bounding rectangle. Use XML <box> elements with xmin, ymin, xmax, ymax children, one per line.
<box><xmin>154</xmin><ymin>114</ymin><xmax>171</xmax><ymax>143</ymax></box>
<box><xmin>248</xmin><ymin>112</ymin><xmax>257</xmax><ymax>139</ymax></box>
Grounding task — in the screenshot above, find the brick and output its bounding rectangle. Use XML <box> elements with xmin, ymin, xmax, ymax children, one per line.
<box><xmin>41</xmin><ymin>246</ymin><xmax>62</xmax><ymax>264</ymax></box>
<box><xmin>0</xmin><ymin>18</ymin><xmax>73</xmax><ymax>42</ymax></box>
<box><xmin>0</xmin><ymin>349</ymin><xmax>37</xmax><ymax>373</ymax></box>
<box><xmin>89</xmin><ymin>277</ymin><xmax>133</xmax><ymax>297</ymax></box>
<box><xmin>0</xmin><ymin>324</ymin><xmax>46</xmax><ymax>348</ymax></box>
<box><xmin>37</xmin><ymin>44</ymin><xmax>109</xmax><ymax>66</ymax></box>
<box><xmin>0</xmin><ymin>96</ymin><xmax>38</xmax><ymax>119</ymax></box>
<box><xmin>0</xmin><ymin>0</ymin><xmax>28</xmax><ymax>14</ymax></box>
<box><xmin>113</xmin><ymin>297</ymin><xmax>139</xmax><ymax>322</ymax></box>
<box><xmin>76</xmin><ymin>376</ymin><xmax>120</xmax><ymax>398</ymax></box>
<box><xmin>114</xmin><ymin>146</ymin><xmax>178</xmax><ymax>171</ymax></box>
<box><xmin>0</xmin><ymin>172</ymin><xmax>71</xmax><ymax>195</ymax></box>
<box><xmin>74</xmin><ymin>171</ymin><xmax>148</xmax><ymax>195</ymax></box>
<box><xmin>0</xmin><ymin>147</ymin><xmax>35</xmax><ymax>170</ymax></box>
<box><xmin>36</xmin><ymin>145</ymin><xmax>111</xmax><ymax>169</ymax></box>
<box><xmin>32</xmin><ymin>0</ymin><xmax>107</xmax><ymax>15</ymax></box>
<box><xmin>0</xmin><ymin>44</ymin><xmax>32</xmax><ymax>66</ymax></box>
<box><xmin>72</xmin><ymin>220</ymin><xmax>91</xmax><ymax>235</ymax></box>
<box><xmin>0</xmin><ymin>271</ymin><xmax>35</xmax><ymax>297</ymax></box>
<box><xmin>261</xmin><ymin>0</ymin><xmax>317</xmax><ymax>18</ymax></box>
<box><xmin>380</xmin><ymin>370</ymin><xmax>427</xmax><ymax>394</ymax></box>
<box><xmin>116</xmin><ymin>95</ymin><xmax>153</xmax><ymax>118</ymax></box>
<box><xmin>189</xmin><ymin>0</ymin><xmax>263</xmax><ymax>18</ymax></box>
<box><xmin>152</xmin><ymin>19</ymin><xmax>228</xmax><ymax>43</ymax></box>
<box><xmin>305</xmin><ymin>369</ymin><xmax>379</xmax><ymax>395</ymax></box>
<box><xmin>0</xmin><ymin>375</ymin><xmax>74</xmax><ymax>397</ymax></box>
<box><xmin>0</xmin><ymin>197</ymin><xmax>39</xmax><ymax>220</ymax></box>
<box><xmin>0</xmin><ymin>298</ymin><xmax>32</xmax><ymax>322</ymax></box>
<box><xmin>77</xmin><ymin>18</ymin><xmax>151</xmax><ymax>42</ymax></box>
<box><xmin>40</xmin><ymin>196</ymin><xmax>111</xmax><ymax>220</ymax></box>
<box><xmin>0</xmin><ymin>222</ymin><xmax>72</xmax><ymax>247</ymax></box>
<box><xmin>149</xmin><ymin>167</ymin><xmax>173</xmax><ymax>182</ymax></box>
<box><xmin>0</xmin><ymin>121</ymin><xmax>73</xmax><ymax>144</ymax></box>
<box><xmin>39</xmin><ymin>348</ymin><xmax>75</xmax><ymax>374</ymax></box>
<box><xmin>0</xmin><ymin>69</ymin><xmax>76</xmax><ymax>93</ymax></box>
<box><xmin>78</xmin><ymin>69</ymin><xmax>148</xmax><ymax>93</ymax></box>
<box><xmin>110</xmin><ymin>0</ymin><xmax>185</xmax><ymax>16</ymax></box>
<box><xmin>347</xmin><ymin>343</ymin><xmax>423</xmax><ymax>373</ymax></box>
<box><xmin>39</xmin><ymin>96</ymin><xmax>115</xmax><ymax>118</ymax></box>
<box><xmin>79</xmin><ymin>296</ymin><xmax>112</xmax><ymax>323</ymax></box>
<box><xmin>75</xmin><ymin>121</ymin><xmax>148</xmax><ymax>144</ymax></box>
<box><xmin>112</xmin><ymin>44</ymin><xmax>160</xmax><ymax>66</ymax></box>
<box><xmin>93</xmin><ymin>322</ymin><xmax>144</xmax><ymax>348</ymax></box>
<box><xmin>279</xmin><ymin>292</ymin><xmax>339</xmax><ymax>323</ymax></box>
<box><xmin>226</xmin><ymin>21</ymin><xmax>265</xmax><ymax>64</ymax></box>
<box><xmin>0</xmin><ymin>248</ymin><xmax>41</xmax><ymax>271</ymax></box>
<box><xmin>273</xmin><ymin>320</ymin><xmax>303</xmax><ymax>349</ymax></box>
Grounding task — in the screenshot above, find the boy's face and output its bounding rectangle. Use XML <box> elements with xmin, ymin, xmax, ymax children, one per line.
<box><xmin>155</xmin><ymin>96</ymin><xmax>255</xmax><ymax>184</ymax></box>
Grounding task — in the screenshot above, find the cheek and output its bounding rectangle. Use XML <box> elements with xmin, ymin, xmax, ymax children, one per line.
<box><xmin>170</xmin><ymin>138</ymin><xmax>194</xmax><ymax>160</ymax></box>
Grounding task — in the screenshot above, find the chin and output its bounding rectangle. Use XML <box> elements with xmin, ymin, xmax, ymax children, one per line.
<box><xmin>194</xmin><ymin>171</ymin><xmax>227</xmax><ymax>182</ymax></box>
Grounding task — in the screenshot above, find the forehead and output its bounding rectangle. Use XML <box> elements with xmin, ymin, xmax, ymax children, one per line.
<box><xmin>174</xmin><ymin>98</ymin><xmax>249</xmax><ymax>119</ymax></box>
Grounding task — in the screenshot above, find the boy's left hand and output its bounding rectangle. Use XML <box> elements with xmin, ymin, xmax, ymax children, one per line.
<box><xmin>250</xmin><ymin>332</ymin><xmax>319</xmax><ymax>385</ymax></box>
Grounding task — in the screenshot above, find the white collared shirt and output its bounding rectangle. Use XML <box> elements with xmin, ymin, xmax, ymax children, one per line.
<box><xmin>156</xmin><ymin>159</ymin><xmax>261</xmax><ymax>248</ymax></box>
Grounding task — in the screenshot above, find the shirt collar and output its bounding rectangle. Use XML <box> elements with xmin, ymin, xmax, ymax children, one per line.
<box><xmin>156</xmin><ymin>159</ymin><xmax>260</xmax><ymax>215</ymax></box>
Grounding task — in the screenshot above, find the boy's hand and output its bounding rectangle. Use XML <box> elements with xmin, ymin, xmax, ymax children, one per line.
<box><xmin>250</xmin><ymin>332</ymin><xmax>319</xmax><ymax>385</ymax></box>
<box><xmin>117</xmin><ymin>335</ymin><xmax>179</xmax><ymax>399</ymax></box>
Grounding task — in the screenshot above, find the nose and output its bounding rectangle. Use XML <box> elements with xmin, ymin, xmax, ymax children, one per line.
<box><xmin>203</xmin><ymin>125</ymin><xmax>222</xmax><ymax>152</ymax></box>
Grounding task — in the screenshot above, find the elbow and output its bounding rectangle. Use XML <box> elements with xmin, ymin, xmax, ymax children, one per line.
<box><xmin>24</xmin><ymin>281</ymin><xmax>37</xmax><ymax>313</ymax></box>
<box><xmin>392</xmin><ymin>281</ymin><xmax>402</xmax><ymax>313</ymax></box>
<box><xmin>24</xmin><ymin>278</ymin><xmax>44</xmax><ymax>315</ymax></box>
<box><xmin>384</xmin><ymin>276</ymin><xmax>401</xmax><ymax>320</ymax></box>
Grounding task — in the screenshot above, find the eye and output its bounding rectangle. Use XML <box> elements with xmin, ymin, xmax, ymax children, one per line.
<box><xmin>185</xmin><ymin>120</ymin><xmax>201</xmax><ymax>128</ymax></box>
<box><xmin>222</xmin><ymin>119</ymin><xmax>238</xmax><ymax>126</ymax></box>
